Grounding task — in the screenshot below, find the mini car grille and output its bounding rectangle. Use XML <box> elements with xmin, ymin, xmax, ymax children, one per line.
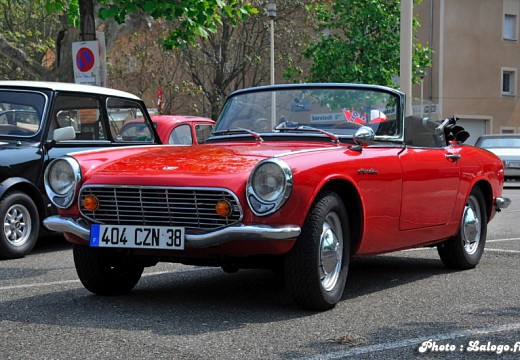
<box><xmin>79</xmin><ymin>186</ymin><xmax>242</xmax><ymax>230</ymax></box>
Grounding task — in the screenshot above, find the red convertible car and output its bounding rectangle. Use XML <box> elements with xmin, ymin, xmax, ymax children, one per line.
<box><xmin>43</xmin><ymin>84</ymin><xmax>510</xmax><ymax>310</ymax></box>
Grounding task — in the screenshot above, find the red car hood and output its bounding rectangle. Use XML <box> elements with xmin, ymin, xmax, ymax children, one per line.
<box><xmin>71</xmin><ymin>142</ymin><xmax>336</xmax><ymax>188</ymax></box>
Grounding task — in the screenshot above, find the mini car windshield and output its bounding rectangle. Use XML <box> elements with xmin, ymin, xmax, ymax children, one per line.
<box><xmin>215</xmin><ymin>85</ymin><xmax>401</xmax><ymax>138</ymax></box>
<box><xmin>0</xmin><ymin>91</ymin><xmax>45</xmax><ymax>137</ymax></box>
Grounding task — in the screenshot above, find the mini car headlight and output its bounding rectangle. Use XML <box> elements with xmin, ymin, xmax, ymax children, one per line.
<box><xmin>44</xmin><ymin>157</ymin><xmax>81</xmax><ymax>209</ymax></box>
<box><xmin>247</xmin><ymin>158</ymin><xmax>292</xmax><ymax>216</ymax></box>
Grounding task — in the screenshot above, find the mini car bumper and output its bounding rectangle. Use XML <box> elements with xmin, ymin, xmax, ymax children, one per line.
<box><xmin>43</xmin><ymin>216</ymin><xmax>301</xmax><ymax>248</ymax></box>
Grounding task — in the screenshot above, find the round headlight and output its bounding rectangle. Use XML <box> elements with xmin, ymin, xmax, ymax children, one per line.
<box><xmin>48</xmin><ymin>160</ymin><xmax>76</xmax><ymax>194</ymax></box>
<box><xmin>252</xmin><ymin>162</ymin><xmax>286</xmax><ymax>202</ymax></box>
<box><xmin>247</xmin><ymin>158</ymin><xmax>292</xmax><ymax>216</ymax></box>
<box><xmin>44</xmin><ymin>157</ymin><xmax>81</xmax><ymax>208</ymax></box>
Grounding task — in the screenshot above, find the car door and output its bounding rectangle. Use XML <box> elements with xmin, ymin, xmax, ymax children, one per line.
<box><xmin>398</xmin><ymin>146</ymin><xmax>461</xmax><ymax>231</ymax></box>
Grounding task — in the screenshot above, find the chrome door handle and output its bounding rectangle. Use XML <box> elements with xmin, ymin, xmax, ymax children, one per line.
<box><xmin>446</xmin><ymin>153</ymin><xmax>461</xmax><ymax>161</ymax></box>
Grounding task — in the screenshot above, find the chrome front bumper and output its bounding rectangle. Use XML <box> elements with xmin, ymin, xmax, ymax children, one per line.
<box><xmin>43</xmin><ymin>216</ymin><xmax>301</xmax><ymax>248</ymax></box>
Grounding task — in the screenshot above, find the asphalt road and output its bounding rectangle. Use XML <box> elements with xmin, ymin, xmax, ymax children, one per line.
<box><xmin>1</xmin><ymin>186</ymin><xmax>519</xmax><ymax>359</ymax></box>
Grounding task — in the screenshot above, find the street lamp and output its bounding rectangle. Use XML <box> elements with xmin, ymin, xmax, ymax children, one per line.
<box><xmin>419</xmin><ymin>70</ymin><xmax>425</xmax><ymax>118</ymax></box>
<box><xmin>267</xmin><ymin>0</ymin><xmax>276</xmax><ymax>85</ymax></box>
<box><xmin>267</xmin><ymin>1</ymin><xmax>277</xmax><ymax>127</ymax></box>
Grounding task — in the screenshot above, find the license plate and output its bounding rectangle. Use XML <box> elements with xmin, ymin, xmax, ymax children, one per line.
<box><xmin>90</xmin><ymin>224</ymin><xmax>185</xmax><ymax>250</ymax></box>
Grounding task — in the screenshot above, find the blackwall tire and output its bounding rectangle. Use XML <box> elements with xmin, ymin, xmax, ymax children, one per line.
<box><xmin>73</xmin><ymin>244</ymin><xmax>144</xmax><ymax>295</ymax></box>
<box><xmin>284</xmin><ymin>191</ymin><xmax>350</xmax><ymax>311</ymax></box>
<box><xmin>0</xmin><ymin>192</ymin><xmax>39</xmax><ymax>259</ymax></box>
<box><xmin>437</xmin><ymin>187</ymin><xmax>487</xmax><ymax>270</ymax></box>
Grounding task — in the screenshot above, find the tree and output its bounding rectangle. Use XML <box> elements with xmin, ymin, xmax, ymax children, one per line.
<box><xmin>97</xmin><ymin>0</ymin><xmax>256</xmax><ymax>48</ymax></box>
<box><xmin>289</xmin><ymin>0</ymin><xmax>431</xmax><ymax>86</ymax></box>
<box><xmin>106</xmin><ymin>0</ymin><xmax>314</xmax><ymax>119</ymax></box>
<box><xmin>0</xmin><ymin>0</ymin><xmax>256</xmax><ymax>81</ymax></box>
<box><xmin>178</xmin><ymin>0</ymin><xmax>314</xmax><ymax>119</ymax></box>
<box><xmin>0</xmin><ymin>0</ymin><xmax>63</xmax><ymax>80</ymax></box>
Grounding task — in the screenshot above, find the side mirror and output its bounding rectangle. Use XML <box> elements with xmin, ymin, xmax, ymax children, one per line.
<box><xmin>353</xmin><ymin>126</ymin><xmax>375</xmax><ymax>147</ymax></box>
<box><xmin>53</xmin><ymin>126</ymin><xmax>76</xmax><ymax>141</ymax></box>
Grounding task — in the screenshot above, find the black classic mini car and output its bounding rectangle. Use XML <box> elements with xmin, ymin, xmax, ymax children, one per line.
<box><xmin>0</xmin><ymin>81</ymin><xmax>161</xmax><ymax>259</ymax></box>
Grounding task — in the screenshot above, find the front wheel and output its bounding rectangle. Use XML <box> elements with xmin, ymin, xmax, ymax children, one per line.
<box><xmin>437</xmin><ymin>187</ymin><xmax>487</xmax><ymax>270</ymax></box>
<box><xmin>73</xmin><ymin>245</ymin><xmax>144</xmax><ymax>295</ymax></box>
<box><xmin>0</xmin><ymin>192</ymin><xmax>39</xmax><ymax>259</ymax></box>
<box><xmin>284</xmin><ymin>191</ymin><xmax>350</xmax><ymax>311</ymax></box>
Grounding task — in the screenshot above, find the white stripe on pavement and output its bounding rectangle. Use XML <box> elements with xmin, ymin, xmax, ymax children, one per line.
<box><xmin>303</xmin><ymin>322</ymin><xmax>520</xmax><ymax>359</ymax></box>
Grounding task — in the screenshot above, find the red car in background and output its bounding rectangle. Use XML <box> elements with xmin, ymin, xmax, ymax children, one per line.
<box><xmin>119</xmin><ymin>115</ymin><xmax>214</xmax><ymax>145</ymax></box>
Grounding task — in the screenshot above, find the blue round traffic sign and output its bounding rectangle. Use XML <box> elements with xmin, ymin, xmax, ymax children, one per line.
<box><xmin>76</xmin><ymin>47</ymin><xmax>95</xmax><ymax>72</ymax></box>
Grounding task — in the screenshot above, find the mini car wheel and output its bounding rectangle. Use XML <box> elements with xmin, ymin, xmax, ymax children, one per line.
<box><xmin>73</xmin><ymin>245</ymin><xmax>144</xmax><ymax>295</ymax></box>
<box><xmin>437</xmin><ymin>187</ymin><xmax>487</xmax><ymax>270</ymax></box>
<box><xmin>284</xmin><ymin>191</ymin><xmax>350</xmax><ymax>311</ymax></box>
<box><xmin>0</xmin><ymin>191</ymin><xmax>39</xmax><ymax>259</ymax></box>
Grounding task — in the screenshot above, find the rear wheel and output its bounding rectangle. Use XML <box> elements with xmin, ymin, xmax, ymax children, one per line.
<box><xmin>73</xmin><ymin>244</ymin><xmax>144</xmax><ymax>295</ymax></box>
<box><xmin>0</xmin><ymin>192</ymin><xmax>39</xmax><ymax>259</ymax></box>
<box><xmin>437</xmin><ymin>187</ymin><xmax>487</xmax><ymax>269</ymax></box>
<box><xmin>284</xmin><ymin>191</ymin><xmax>350</xmax><ymax>311</ymax></box>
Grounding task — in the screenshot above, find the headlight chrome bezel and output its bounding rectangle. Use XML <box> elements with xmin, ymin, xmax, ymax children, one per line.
<box><xmin>44</xmin><ymin>156</ymin><xmax>82</xmax><ymax>209</ymax></box>
<box><xmin>247</xmin><ymin>158</ymin><xmax>293</xmax><ymax>216</ymax></box>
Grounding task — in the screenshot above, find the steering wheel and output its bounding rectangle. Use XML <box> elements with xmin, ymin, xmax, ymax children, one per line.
<box><xmin>252</xmin><ymin>118</ymin><xmax>271</xmax><ymax>132</ymax></box>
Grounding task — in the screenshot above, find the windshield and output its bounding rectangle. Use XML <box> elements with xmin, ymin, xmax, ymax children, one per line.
<box><xmin>0</xmin><ymin>90</ymin><xmax>46</xmax><ymax>137</ymax></box>
<box><xmin>215</xmin><ymin>86</ymin><xmax>401</xmax><ymax>138</ymax></box>
<box><xmin>477</xmin><ymin>137</ymin><xmax>520</xmax><ymax>148</ymax></box>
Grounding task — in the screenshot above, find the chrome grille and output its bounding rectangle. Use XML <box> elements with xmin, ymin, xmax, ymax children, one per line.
<box><xmin>79</xmin><ymin>186</ymin><xmax>242</xmax><ymax>230</ymax></box>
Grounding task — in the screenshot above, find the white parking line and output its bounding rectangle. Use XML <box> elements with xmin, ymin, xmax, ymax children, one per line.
<box><xmin>488</xmin><ymin>238</ymin><xmax>520</xmax><ymax>243</ymax></box>
<box><xmin>303</xmin><ymin>322</ymin><xmax>520</xmax><ymax>359</ymax></box>
<box><xmin>487</xmin><ymin>238</ymin><xmax>520</xmax><ymax>253</ymax></box>
<box><xmin>0</xmin><ymin>279</ymin><xmax>79</xmax><ymax>291</ymax></box>
<box><xmin>486</xmin><ymin>248</ymin><xmax>520</xmax><ymax>254</ymax></box>
<box><xmin>402</xmin><ymin>237</ymin><xmax>520</xmax><ymax>253</ymax></box>
<box><xmin>0</xmin><ymin>268</ymin><xmax>209</xmax><ymax>292</ymax></box>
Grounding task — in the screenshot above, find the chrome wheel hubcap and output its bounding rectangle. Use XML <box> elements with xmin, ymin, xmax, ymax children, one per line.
<box><xmin>4</xmin><ymin>204</ymin><xmax>31</xmax><ymax>247</ymax></box>
<box><xmin>319</xmin><ymin>212</ymin><xmax>343</xmax><ymax>292</ymax></box>
<box><xmin>461</xmin><ymin>196</ymin><xmax>481</xmax><ymax>255</ymax></box>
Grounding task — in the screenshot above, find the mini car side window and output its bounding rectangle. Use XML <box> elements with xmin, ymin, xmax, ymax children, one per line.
<box><xmin>0</xmin><ymin>90</ymin><xmax>45</xmax><ymax>137</ymax></box>
<box><xmin>169</xmin><ymin>124</ymin><xmax>192</xmax><ymax>145</ymax></box>
<box><xmin>52</xmin><ymin>95</ymin><xmax>106</xmax><ymax>141</ymax></box>
<box><xmin>195</xmin><ymin>124</ymin><xmax>214</xmax><ymax>144</ymax></box>
<box><xmin>108</xmin><ymin>97</ymin><xmax>155</xmax><ymax>143</ymax></box>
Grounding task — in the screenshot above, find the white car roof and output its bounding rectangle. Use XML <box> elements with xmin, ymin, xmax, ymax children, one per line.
<box><xmin>0</xmin><ymin>81</ymin><xmax>140</xmax><ymax>100</ymax></box>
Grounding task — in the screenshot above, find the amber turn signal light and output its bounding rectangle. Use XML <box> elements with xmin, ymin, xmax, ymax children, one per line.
<box><xmin>82</xmin><ymin>195</ymin><xmax>99</xmax><ymax>211</ymax></box>
<box><xmin>215</xmin><ymin>200</ymin><xmax>232</xmax><ymax>217</ymax></box>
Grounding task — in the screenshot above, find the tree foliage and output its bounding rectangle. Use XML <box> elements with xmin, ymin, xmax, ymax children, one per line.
<box><xmin>45</xmin><ymin>0</ymin><xmax>257</xmax><ymax>47</ymax></box>
<box><xmin>108</xmin><ymin>0</ymin><xmax>313</xmax><ymax>119</ymax></box>
<box><xmin>292</xmin><ymin>0</ymin><xmax>431</xmax><ymax>87</ymax></box>
<box><xmin>0</xmin><ymin>0</ymin><xmax>63</xmax><ymax>80</ymax></box>
<box><xmin>178</xmin><ymin>0</ymin><xmax>313</xmax><ymax>119</ymax></box>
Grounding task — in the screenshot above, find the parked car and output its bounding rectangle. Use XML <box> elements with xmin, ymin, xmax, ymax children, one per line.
<box><xmin>474</xmin><ymin>134</ymin><xmax>520</xmax><ymax>180</ymax></box>
<box><xmin>43</xmin><ymin>83</ymin><xmax>510</xmax><ymax>310</ymax></box>
<box><xmin>119</xmin><ymin>115</ymin><xmax>215</xmax><ymax>145</ymax></box>
<box><xmin>0</xmin><ymin>80</ymin><xmax>162</xmax><ymax>259</ymax></box>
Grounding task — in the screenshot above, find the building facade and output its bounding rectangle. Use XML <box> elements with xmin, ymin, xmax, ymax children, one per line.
<box><xmin>414</xmin><ymin>0</ymin><xmax>520</xmax><ymax>144</ymax></box>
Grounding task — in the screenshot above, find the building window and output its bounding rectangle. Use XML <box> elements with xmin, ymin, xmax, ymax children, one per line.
<box><xmin>500</xmin><ymin>127</ymin><xmax>516</xmax><ymax>134</ymax></box>
<box><xmin>504</xmin><ymin>14</ymin><xmax>518</xmax><ymax>40</ymax></box>
<box><xmin>502</xmin><ymin>68</ymin><xmax>517</xmax><ymax>96</ymax></box>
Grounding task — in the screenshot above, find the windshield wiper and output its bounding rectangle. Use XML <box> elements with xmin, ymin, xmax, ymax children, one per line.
<box><xmin>275</xmin><ymin>125</ymin><xmax>340</xmax><ymax>144</ymax></box>
<box><xmin>212</xmin><ymin>128</ymin><xmax>263</xmax><ymax>141</ymax></box>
